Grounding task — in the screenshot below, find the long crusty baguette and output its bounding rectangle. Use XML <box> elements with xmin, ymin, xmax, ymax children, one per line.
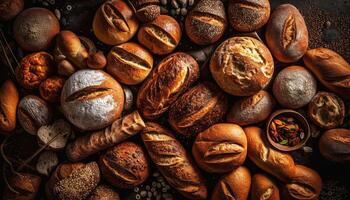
<box><xmin>141</xmin><ymin>122</ymin><xmax>207</xmax><ymax>200</ymax></box>
<box><xmin>66</xmin><ymin>111</ymin><xmax>145</xmax><ymax>162</ymax></box>
<box><xmin>244</xmin><ymin>126</ymin><xmax>296</xmax><ymax>182</ymax></box>
<box><xmin>303</xmin><ymin>48</ymin><xmax>350</xmax><ymax>100</ymax></box>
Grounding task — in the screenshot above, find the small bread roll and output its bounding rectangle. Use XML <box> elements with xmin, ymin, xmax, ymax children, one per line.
<box><xmin>251</xmin><ymin>173</ymin><xmax>280</xmax><ymax>200</ymax></box>
<box><xmin>0</xmin><ymin>80</ymin><xmax>19</xmax><ymax>133</ymax></box>
<box><xmin>37</xmin><ymin>119</ymin><xmax>72</xmax><ymax>150</ymax></box>
<box><xmin>3</xmin><ymin>172</ymin><xmax>41</xmax><ymax>200</ymax></box>
<box><xmin>87</xmin><ymin>185</ymin><xmax>120</xmax><ymax>200</ymax></box>
<box><xmin>211</xmin><ymin>166</ymin><xmax>251</xmax><ymax>200</ymax></box>
<box><xmin>36</xmin><ymin>151</ymin><xmax>59</xmax><ymax>176</ymax></box>
<box><xmin>319</xmin><ymin>128</ymin><xmax>350</xmax><ymax>163</ymax></box>
<box><xmin>192</xmin><ymin>123</ymin><xmax>247</xmax><ymax>173</ymax></box>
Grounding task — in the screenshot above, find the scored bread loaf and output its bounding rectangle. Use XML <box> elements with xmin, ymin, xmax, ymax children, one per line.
<box><xmin>244</xmin><ymin>126</ymin><xmax>296</xmax><ymax>182</ymax></box>
<box><xmin>251</xmin><ymin>173</ymin><xmax>280</xmax><ymax>200</ymax></box>
<box><xmin>66</xmin><ymin>111</ymin><xmax>145</xmax><ymax>162</ymax></box>
<box><xmin>141</xmin><ymin>122</ymin><xmax>207</xmax><ymax>200</ymax></box>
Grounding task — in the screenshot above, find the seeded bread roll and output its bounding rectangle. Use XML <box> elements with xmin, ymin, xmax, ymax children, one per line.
<box><xmin>251</xmin><ymin>173</ymin><xmax>280</xmax><ymax>200</ymax></box>
<box><xmin>168</xmin><ymin>82</ymin><xmax>228</xmax><ymax>137</ymax></box>
<box><xmin>303</xmin><ymin>48</ymin><xmax>350</xmax><ymax>100</ymax></box>
<box><xmin>210</xmin><ymin>36</ymin><xmax>274</xmax><ymax>96</ymax></box>
<box><xmin>0</xmin><ymin>80</ymin><xmax>19</xmax><ymax>133</ymax></box>
<box><xmin>244</xmin><ymin>126</ymin><xmax>296</xmax><ymax>182</ymax></box>
<box><xmin>138</xmin><ymin>15</ymin><xmax>181</xmax><ymax>55</ymax></box>
<box><xmin>192</xmin><ymin>123</ymin><xmax>247</xmax><ymax>173</ymax></box>
<box><xmin>141</xmin><ymin>122</ymin><xmax>207</xmax><ymax>200</ymax></box>
<box><xmin>128</xmin><ymin>0</ymin><xmax>160</xmax><ymax>22</ymax></box>
<box><xmin>46</xmin><ymin>162</ymin><xmax>100</xmax><ymax>200</ymax></box>
<box><xmin>228</xmin><ymin>0</ymin><xmax>270</xmax><ymax>32</ymax></box>
<box><xmin>185</xmin><ymin>0</ymin><xmax>227</xmax><ymax>45</ymax></box>
<box><xmin>282</xmin><ymin>165</ymin><xmax>322</xmax><ymax>200</ymax></box>
<box><xmin>227</xmin><ymin>90</ymin><xmax>275</xmax><ymax>126</ymax></box>
<box><xmin>61</xmin><ymin>69</ymin><xmax>124</xmax><ymax>131</ymax></box>
<box><xmin>88</xmin><ymin>185</ymin><xmax>120</xmax><ymax>200</ymax></box>
<box><xmin>265</xmin><ymin>4</ymin><xmax>308</xmax><ymax>63</ymax></box>
<box><xmin>319</xmin><ymin>128</ymin><xmax>350</xmax><ymax>163</ymax></box>
<box><xmin>211</xmin><ymin>166</ymin><xmax>251</xmax><ymax>200</ymax></box>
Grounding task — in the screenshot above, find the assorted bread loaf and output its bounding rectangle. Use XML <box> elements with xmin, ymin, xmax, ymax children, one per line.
<box><xmin>4</xmin><ymin>0</ymin><xmax>350</xmax><ymax>199</ymax></box>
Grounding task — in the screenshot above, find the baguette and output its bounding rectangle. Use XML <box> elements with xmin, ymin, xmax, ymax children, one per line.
<box><xmin>66</xmin><ymin>111</ymin><xmax>145</xmax><ymax>162</ymax></box>
<box><xmin>141</xmin><ymin>122</ymin><xmax>207</xmax><ymax>200</ymax></box>
<box><xmin>244</xmin><ymin>126</ymin><xmax>296</xmax><ymax>182</ymax></box>
<box><xmin>303</xmin><ymin>48</ymin><xmax>350</xmax><ymax>100</ymax></box>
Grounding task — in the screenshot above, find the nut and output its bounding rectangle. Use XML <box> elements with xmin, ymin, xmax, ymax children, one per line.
<box><xmin>39</xmin><ymin>76</ymin><xmax>66</xmax><ymax>103</ymax></box>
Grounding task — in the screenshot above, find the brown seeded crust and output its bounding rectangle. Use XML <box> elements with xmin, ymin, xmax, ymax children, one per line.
<box><xmin>107</xmin><ymin>42</ymin><xmax>154</xmax><ymax>85</ymax></box>
<box><xmin>46</xmin><ymin>162</ymin><xmax>100</xmax><ymax>200</ymax></box>
<box><xmin>128</xmin><ymin>0</ymin><xmax>160</xmax><ymax>22</ymax></box>
<box><xmin>192</xmin><ymin>123</ymin><xmax>247</xmax><ymax>173</ymax></box>
<box><xmin>251</xmin><ymin>173</ymin><xmax>280</xmax><ymax>200</ymax></box>
<box><xmin>87</xmin><ymin>185</ymin><xmax>120</xmax><ymax>200</ymax></box>
<box><xmin>282</xmin><ymin>165</ymin><xmax>322</xmax><ymax>200</ymax></box>
<box><xmin>243</xmin><ymin>126</ymin><xmax>296</xmax><ymax>182</ymax></box>
<box><xmin>0</xmin><ymin>0</ymin><xmax>24</xmax><ymax>21</ymax></box>
<box><xmin>228</xmin><ymin>0</ymin><xmax>270</xmax><ymax>32</ymax></box>
<box><xmin>211</xmin><ymin>166</ymin><xmax>251</xmax><ymax>200</ymax></box>
<box><xmin>138</xmin><ymin>15</ymin><xmax>181</xmax><ymax>55</ymax></box>
<box><xmin>93</xmin><ymin>0</ymin><xmax>139</xmax><ymax>45</ymax></box>
<box><xmin>39</xmin><ymin>76</ymin><xmax>66</xmax><ymax>103</ymax></box>
<box><xmin>185</xmin><ymin>0</ymin><xmax>227</xmax><ymax>45</ymax></box>
<box><xmin>319</xmin><ymin>128</ymin><xmax>350</xmax><ymax>163</ymax></box>
<box><xmin>227</xmin><ymin>90</ymin><xmax>275</xmax><ymax>126</ymax></box>
<box><xmin>99</xmin><ymin>141</ymin><xmax>150</xmax><ymax>189</ymax></box>
<box><xmin>141</xmin><ymin>122</ymin><xmax>207</xmax><ymax>200</ymax></box>
<box><xmin>0</xmin><ymin>80</ymin><xmax>19</xmax><ymax>133</ymax></box>
<box><xmin>272</xmin><ymin>66</ymin><xmax>317</xmax><ymax>109</ymax></box>
<box><xmin>303</xmin><ymin>48</ymin><xmax>350</xmax><ymax>100</ymax></box>
<box><xmin>308</xmin><ymin>92</ymin><xmax>345</xmax><ymax>129</ymax></box>
<box><xmin>137</xmin><ymin>52</ymin><xmax>199</xmax><ymax>120</ymax></box>
<box><xmin>168</xmin><ymin>82</ymin><xmax>228</xmax><ymax>137</ymax></box>
<box><xmin>210</xmin><ymin>36</ymin><xmax>274</xmax><ymax>96</ymax></box>
<box><xmin>3</xmin><ymin>172</ymin><xmax>41</xmax><ymax>200</ymax></box>
<box><xmin>13</xmin><ymin>7</ymin><xmax>60</xmax><ymax>52</ymax></box>
<box><xmin>265</xmin><ymin>4</ymin><xmax>308</xmax><ymax>63</ymax></box>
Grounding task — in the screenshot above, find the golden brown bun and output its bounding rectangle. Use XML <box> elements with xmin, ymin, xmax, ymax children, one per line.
<box><xmin>13</xmin><ymin>7</ymin><xmax>60</xmax><ymax>52</ymax></box>
<box><xmin>141</xmin><ymin>122</ymin><xmax>207</xmax><ymax>200</ymax></box>
<box><xmin>210</xmin><ymin>36</ymin><xmax>274</xmax><ymax>96</ymax></box>
<box><xmin>227</xmin><ymin>90</ymin><xmax>275</xmax><ymax>126</ymax></box>
<box><xmin>303</xmin><ymin>48</ymin><xmax>350</xmax><ymax>100</ymax></box>
<box><xmin>243</xmin><ymin>126</ymin><xmax>296</xmax><ymax>182</ymax></box>
<box><xmin>319</xmin><ymin>128</ymin><xmax>350</xmax><ymax>163</ymax></box>
<box><xmin>128</xmin><ymin>0</ymin><xmax>160</xmax><ymax>22</ymax></box>
<box><xmin>3</xmin><ymin>172</ymin><xmax>41</xmax><ymax>200</ymax></box>
<box><xmin>138</xmin><ymin>15</ymin><xmax>181</xmax><ymax>55</ymax></box>
<box><xmin>61</xmin><ymin>69</ymin><xmax>124</xmax><ymax>131</ymax></box>
<box><xmin>185</xmin><ymin>0</ymin><xmax>227</xmax><ymax>45</ymax></box>
<box><xmin>137</xmin><ymin>52</ymin><xmax>199</xmax><ymax>120</ymax></box>
<box><xmin>265</xmin><ymin>4</ymin><xmax>308</xmax><ymax>63</ymax></box>
<box><xmin>0</xmin><ymin>80</ymin><xmax>19</xmax><ymax>133</ymax></box>
<box><xmin>17</xmin><ymin>95</ymin><xmax>53</xmax><ymax>135</ymax></box>
<box><xmin>282</xmin><ymin>165</ymin><xmax>322</xmax><ymax>200</ymax></box>
<box><xmin>192</xmin><ymin>123</ymin><xmax>247</xmax><ymax>173</ymax></box>
<box><xmin>228</xmin><ymin>0</ymin><xmax>270</xmax><ymax>32</ymax></box>
<box><xmin>107</xmin><ymin>42</ymin><xmax>153</xmax><ymax>85</ymax></box>
<box><xmin>251</xmin><ymin>173</ymin><xmax>280</xmax><ymax>200</ymax></box>
<box><xmin>93</xmin><ymin>0</ymin><xmax>139</xmax><ymax>45</ymax></box>
<box><xmin>87</xmin><ymin>185</ymin><xmax>120</xmax><ymax>200</ymax></box>
<box><xmin>308</xmin><ymin>92</ymin><xmax>345</xmax><ymax>129</ymax></box>
<box><xmin>272</xmin><ymin>66</ymin><xmax>317</xmax><ymax>109</ymax></box>
<box><xmin>99</xmin><ymin>142</ymin><xmax>150</xmax><ymax>189</ymax></box>
<box><xmin>0</xmin><ymin>0</ymin><xmax>24</xmax><ymax>21</ymax></box>
<box><xmin>211</xmin><ymin>166</ymin><xmax>251</xmax><ymax>200</ymax></box>
<box><xmin>46</xmin><ymin>162</ymin><xmax>100</xmax><ymax>200</ymax></box>
<box><xmin>168</xmin><ymin>82</ymin><xmax>228</xmax><ymax>137</ymax></box>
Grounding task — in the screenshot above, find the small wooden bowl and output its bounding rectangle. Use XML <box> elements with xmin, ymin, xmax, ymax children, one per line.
<box><xmin>266</xmin><ymin>109</ymin><xmax>310</xmax><ymax>151</ymax></box>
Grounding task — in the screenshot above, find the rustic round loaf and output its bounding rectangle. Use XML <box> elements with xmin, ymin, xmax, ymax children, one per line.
<box><xmin>228</xmin><ymin>0</ymin><xmax>270</xmax><ymax>32</ymax></box>
<box><xmin>93</xmin><ymin>0</ymin><xmax>139</xmax><ymax>45</ymax></box>
<box><xmin>138</xmin><ymin>15</ymin><xmax>181</xmax><ymax>55</ymax></box>
<box><xmin>319</xmin><ymin>128</ymin><xmax>350</xmax><ymax>163</ymax></box>
<box><xmin>3</xmin><ymin>172</ymin><xmax>41</xmax><ymax>200</ymax></box>
<box><xmin>210</xmin><ymin>36</ymin><xmax>274</xmax><ymax>96</ymax></box>
<box><xmin>273</xmin><ymin>66</ymin><xmax>317</xmax><ymax>109</ymax></box>
<box><xmin>88</xmin><ymin>185</ymin><xmax>120</xmax><ymax>200</ymax></box>
<box><xmin>128</xmin><ymin>0</ymin><xmax>160</xmax><ymax>22</ymax></box>
<box><xmin>99</xmin><ymin>142</ymin><xmax>150</xmax><ymax>189</ymax></box>
<box><xmin>61</xmin><ymin>69</ymin><xmax>124</xmax><ymax>131</ymax></box>
<box><xmin>168</xmin><ymin>82</ymin><xmax>228</xmax><ymax>137</ymax></box>
<box><xmin>0</xmin><ymin>0</ymin><xmax>24</xmax><ymax>21</ymax></box>
<box><xmin>227</xmin><ymin>90</ymin><xmax>275</xmax><ymax>126</ymax></box>
<box><xmin>107</xmin><ymin>42</ymin><xmax>153</xmax><ymax>85</ymax></box>
<box><xmin>185</xmin><ymin>0</ymin><xmax>227</xmax><ymax>45</ymax></box>
<box><xmin>192</xmin><ymin>123</ymin><xmax>247</xmax><ymax>173</ymax></box>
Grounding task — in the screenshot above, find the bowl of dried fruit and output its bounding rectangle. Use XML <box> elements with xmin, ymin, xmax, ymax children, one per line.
<box><xmin>266</xmin><ymin>109</ymin><xmax>311</xmax><ymax>151</ymax></box>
